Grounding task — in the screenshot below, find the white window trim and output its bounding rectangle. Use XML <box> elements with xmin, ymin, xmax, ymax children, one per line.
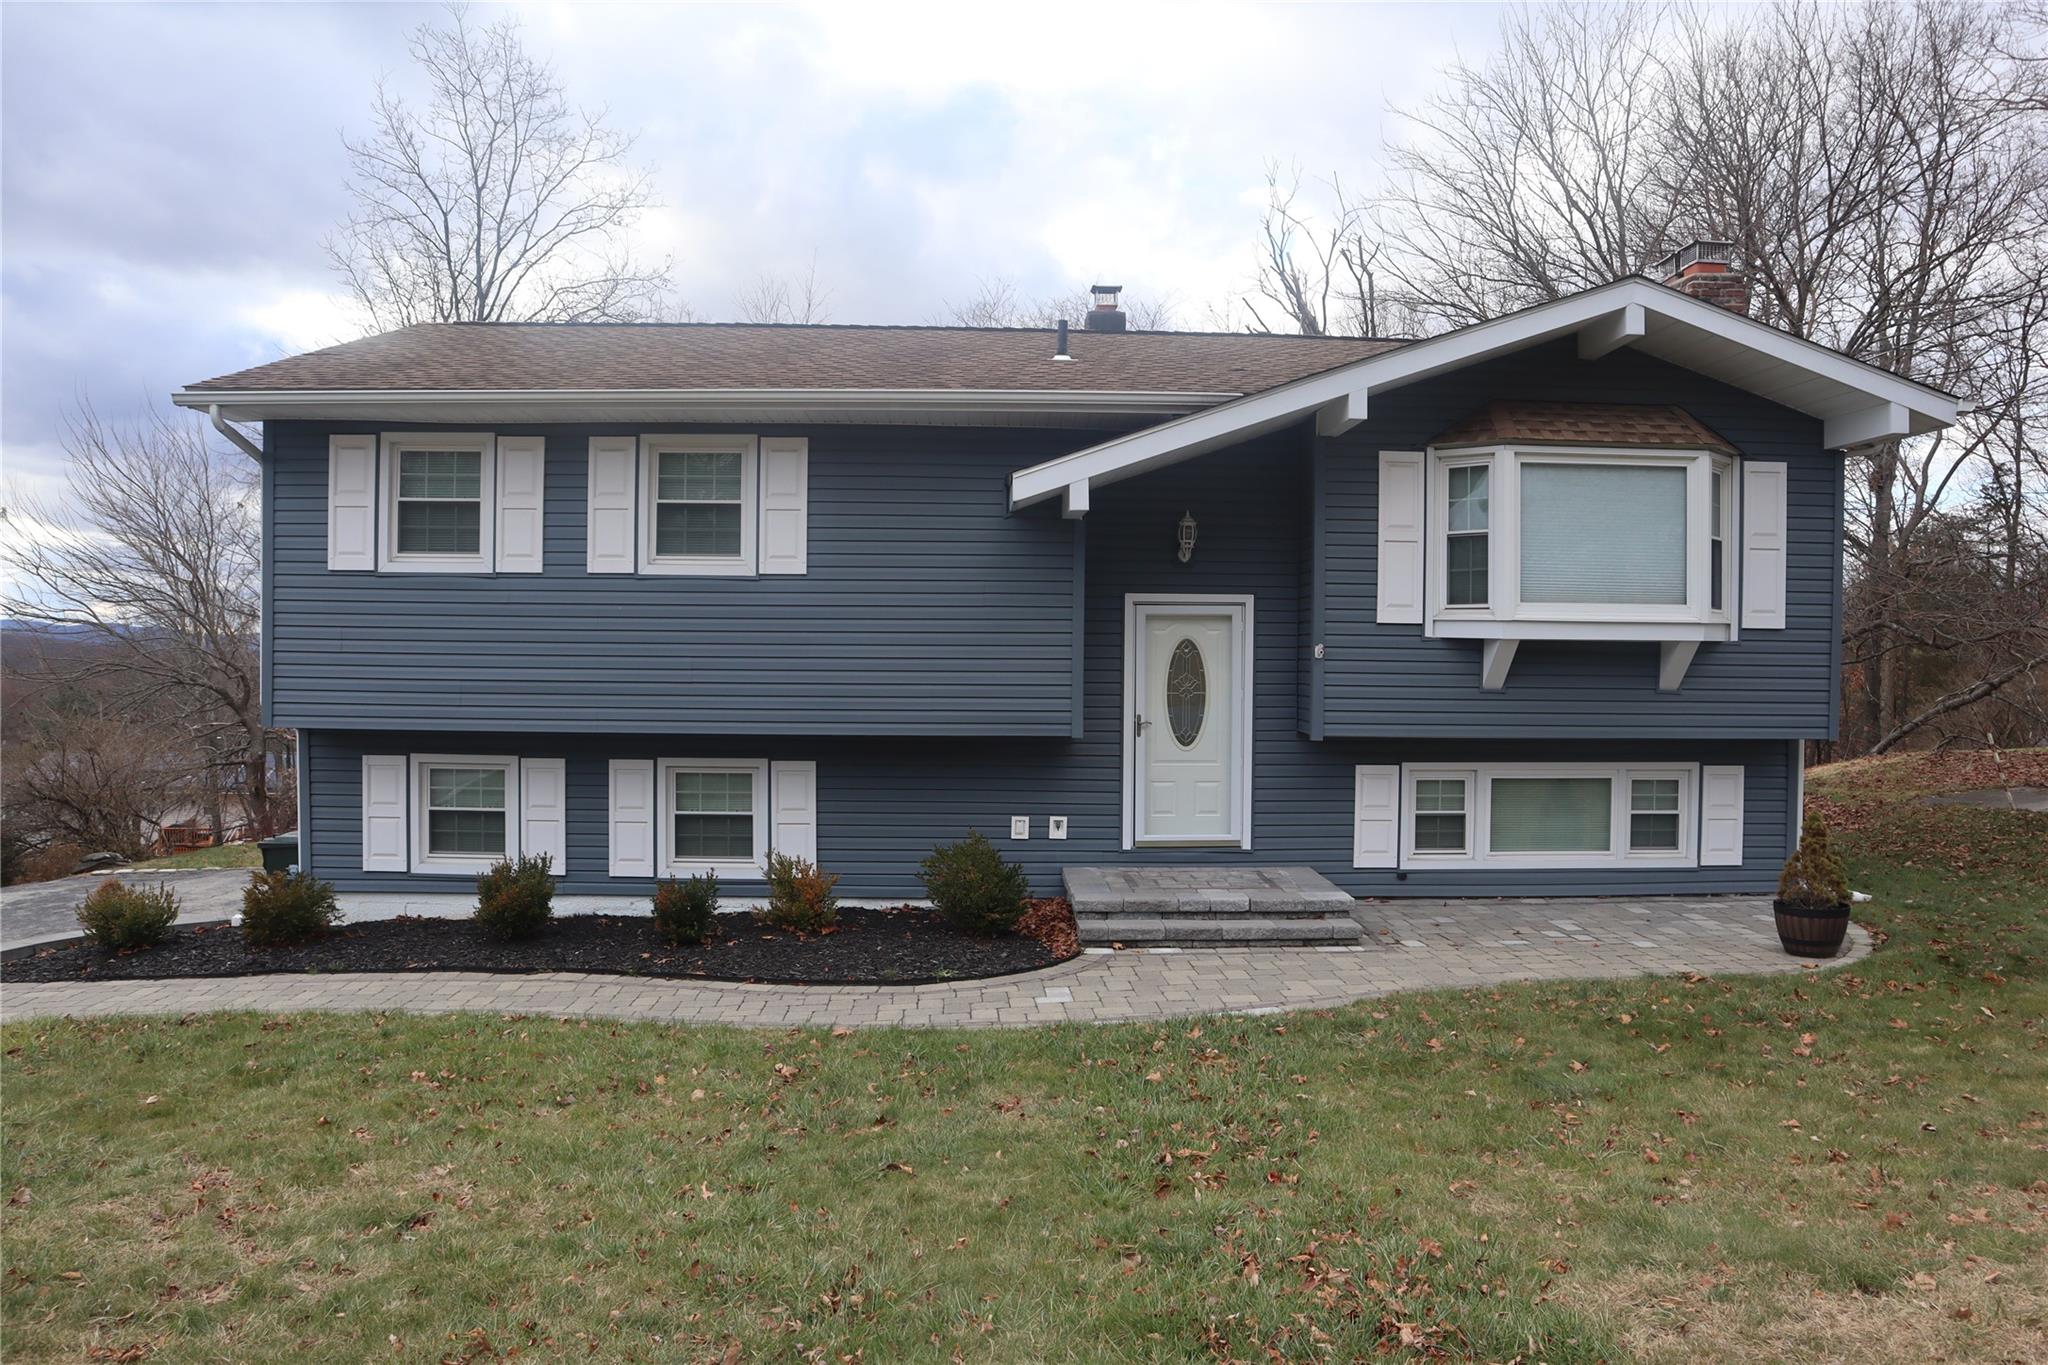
<box><xmin>638</xmin><ymin>435</ymin><xmax>760</xmax><ymax>576</ymax></box>
<box><xmin>378</xmin><ymin>432</ymin><xmax>498</xmax><ymax>573</ymax></box>
<box><xmin>1424</xmin><ymin>444</ymin><xmax>1736</xmax><ymax>639</ymax></box>
<box><xmin>409</xmin><ymin>753</ymin><xmax>520</xmax><ymax>876</ymax></box>
<box><xmin>1398</xmin><ymin>761</ymin><xmax>1700</xmax><ymax>870</ymax></box>
<box><xmin>658</xmin><ymin>757</ymin><xmax>770</xmax><ymax>877</ymax></box>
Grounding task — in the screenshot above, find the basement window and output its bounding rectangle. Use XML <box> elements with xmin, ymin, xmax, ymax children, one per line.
<box><xmin>1402</xmin><ymin>763</ymin><xmax>1697</xmax><ymax>868</ymax></box>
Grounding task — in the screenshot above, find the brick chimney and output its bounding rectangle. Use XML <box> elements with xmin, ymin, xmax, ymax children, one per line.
<box><xmin>1651</xmin><ymin>240</ymin><xmax>1748</xmax><ymax>315</ymax></box>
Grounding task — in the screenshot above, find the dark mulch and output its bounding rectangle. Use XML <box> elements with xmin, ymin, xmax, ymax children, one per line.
<box><xmin>1</xmin><ymin>905</ymin><xmax>1077</xmax><ymax>987</ymax></box>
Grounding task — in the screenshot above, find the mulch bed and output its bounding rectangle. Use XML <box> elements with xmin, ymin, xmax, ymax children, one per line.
<box><xmin>1</xmin><ymin>901</ymin><xmax>1081</xmax><ymax>988</ymax></box>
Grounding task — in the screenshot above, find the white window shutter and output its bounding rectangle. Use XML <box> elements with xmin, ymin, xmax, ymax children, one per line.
<box><xmin>607</xmin><ymin>758</ymin><xmax>656</xmax><ymax>877</ymax></box>
<box><xmin>328</xmin><ymin>434</ymin><xmax>377</xmax><ymax>571</ymax></box>
<box><xmin>587</xmin><ymin>437</ymin><xmax>637</xmax><ymax>574</ymax></box>
<box><xmin>770</xmin><ymin>760</ymin><xmax>818</xmax><ymax>864</ymax></box>
<box><xmin>1376</xmin><ymin>451</ymin><xmax>1425</xmax><ymax>624</ymax></box>
<box><xmin>1700</xmin><ymin>765</ymin><xmax>1745</xmax><ymax>866</ymax></box>
<box><xmin>496</xmin><ymin>436</ymin><xmax>546</xmax><ymax>573</ymax></box>
<box><xmin>758</xmin><ymin>437</ymin><xmax>809</xmax><ymax>575</ymax></box>
<box><xmin>520</xmin><ymin>757</ymin><xmax>567</xmax><ymax>872</ymax></box>
<box><xmin>1353</xmin><ymin>764</ymin><xmax>1401</xmax><ymax>869</ymax></box>
<box><xmin>1740</xmin><ymin>461</ymin><xmax>1788</xmax><ymax>629</ymax></box>
<box><xmin>360</xmin><ymin>754</ymin><xmax>408</xmax><ymax>872</ymax></box>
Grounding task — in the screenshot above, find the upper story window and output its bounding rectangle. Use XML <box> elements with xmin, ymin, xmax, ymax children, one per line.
<box><xmin>376</xmin><ymin>433</ymin><xmax>499</xmax><ymax>573</ymax></box>
<box><xmin>396</xmin><ymin>449</ymin><xmax>484</xmax><ymax>556</ymax></box>
<box><xmin>638</xmin><ymin>436</ymin><xmax>759</xmax><ymax>576</ymax></box>
<box><xmin>1427</xmin><ymin>445</ymin><xmax>1735</xmax><ymax>628</ymax></box>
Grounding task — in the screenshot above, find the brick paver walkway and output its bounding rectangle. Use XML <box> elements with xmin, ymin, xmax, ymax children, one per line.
<box><xmin>0</xmin><ymin>897</ymin><xmax>1871</xmax><ymax>1030</ymax></box>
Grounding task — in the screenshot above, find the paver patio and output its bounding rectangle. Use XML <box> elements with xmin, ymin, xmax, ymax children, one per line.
<box><xmin>0</xmin><ymin>896</ymin><xmax>1870</xmax><ymax>1029</ymax></box>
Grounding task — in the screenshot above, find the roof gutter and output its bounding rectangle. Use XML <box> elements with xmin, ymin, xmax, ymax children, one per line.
<box><xmin>208</xmin><ymin>404</ymin><xmax>265</xmax><ymax>463</ymax></box>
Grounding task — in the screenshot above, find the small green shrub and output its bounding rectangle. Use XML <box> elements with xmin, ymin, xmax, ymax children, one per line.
<box><xmin>475</xmin><ymin>854</ymin><xmax>556</xmax><ymax>941</ymax></box>
<box><xmin>919</xmin><ymin>830</ymin><xmax>1030</xmax><ymax>936</ymax></box>
<box><xmin>758</xmin><ymin>852</ymin><xmax>840</xmax><ymax>933</ymax></box>
<box><xmin>241</xmin><ymin>870</ymin><xmax>342</xmax><ymax>947</ymax></box>
<box><xmin>1777</xmin><ymin>810</ymin><xmax>1850</xmax><ymax>908</ymax></box>
<box><xmin>76</xmin><ymin>878</ymin><xmax>180</xmax><ymax>951</ymax></box>
<box><xmin>653</xmin><ymin>871</ymin><xmax>719</xmax><ymax>946</ymax></box>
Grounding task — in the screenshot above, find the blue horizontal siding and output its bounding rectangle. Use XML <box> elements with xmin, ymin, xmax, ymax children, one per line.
<box><xmin>1317</xmin><ymin>340</ymin><xmax>1843</xmax><ymax>739</ymax></box>
<box><xmin>304</xmin><ymin>729</ymin><xmax>1791</xmax><ymax>900</ymax></box>
<box><xmin>267</xmin><ymin>421</ymin><xmax>1084</xmax><ymax>735</ymax></box>
<box><xmin>302</xmin><ymin>424</ymin><xmax>1796</xmax><ymax>900</ymax></box>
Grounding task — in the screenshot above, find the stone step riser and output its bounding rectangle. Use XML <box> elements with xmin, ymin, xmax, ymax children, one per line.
<box><xmin>1074</xmin><ymin>905</ymin><xmax>1356</xmax><ymax>919</ymax></box>
<box><xmin>1074</xmin><ymin>909</ymin><xmax>1351</xmax><ymax>923</ymax></box>
<box><xmin>1077</xmin><ymin>917</ymin><xmax>1364</xmax><ymax>946</ymax></box>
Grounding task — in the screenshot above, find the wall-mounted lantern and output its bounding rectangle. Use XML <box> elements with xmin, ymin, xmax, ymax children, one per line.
<box><xmin>1177</xmin><ymin>510</ymin><xmax>1198</xmax><ymax>564</ymax></box>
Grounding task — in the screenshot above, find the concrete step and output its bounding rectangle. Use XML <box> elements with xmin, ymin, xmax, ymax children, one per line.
<box><xmin>1077</xmin><ymin>914</ymin><xmax>1363</xmax><ymax>947</ymax></box>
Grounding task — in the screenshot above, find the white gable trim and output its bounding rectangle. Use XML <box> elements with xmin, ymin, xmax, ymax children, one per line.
<box><xmin>1008</xmin><ymin>278</ymin><xmax>1959</xmax><ymax>510</ymax></box>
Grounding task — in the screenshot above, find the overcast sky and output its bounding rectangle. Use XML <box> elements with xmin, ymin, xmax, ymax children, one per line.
<box><xmin>0</xmin><ymin>1</ymin><xmax>1507</xmax><ymax>497</ymax></box>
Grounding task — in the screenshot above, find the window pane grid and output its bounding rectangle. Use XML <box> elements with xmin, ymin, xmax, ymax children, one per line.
<box><xmin>1628</xmin><ymin>777</ymin><xmax>1683</xmax><ymax>851</ymax></box>
<box><xmin>653</xmin><ymin>452</ymin><xmax>745</xmax><ymax>559</ymax></box>
<box><xmin>395</xmin><ymin>449</ymin><xmax>483</xmax><ymax>556</ymax></box>
<box><xmin>424</xmin><ymin>764</ymin><xmax>506</xmax><ymax>857</ymax></box>
<box><xmin>675</xmin><ymin>770</ymin><xmax>753</xmax><ymax>814</ymax></box>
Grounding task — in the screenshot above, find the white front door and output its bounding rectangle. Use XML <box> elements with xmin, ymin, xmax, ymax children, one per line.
<box><xmin>1133</xmin><ymin>604</ymin><xmax>1244</xmax><ymax>845</ymax></box>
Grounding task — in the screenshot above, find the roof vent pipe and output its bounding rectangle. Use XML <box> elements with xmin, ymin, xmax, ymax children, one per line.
<box><xmin>1054</xmin><ymin>318</ymin><xmax>1072</xmax><ymax>361</ymax></box>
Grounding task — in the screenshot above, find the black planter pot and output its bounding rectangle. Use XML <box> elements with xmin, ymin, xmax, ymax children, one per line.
<box><xmin>1773</xmin><ymin>899</ymin><xmax>1850</xmax><ymax>958</ymax></box>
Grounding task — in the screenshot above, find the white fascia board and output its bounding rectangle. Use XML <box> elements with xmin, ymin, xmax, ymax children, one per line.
<box><xmin>170</xmin><ymin>386</ymin><xmax>1238</xmax><ymax>423</ymax></box>
<box><xmin>1008</xmin><ymin>278</ymin><xmax>1961</xmax><ymax>510</ymax></box>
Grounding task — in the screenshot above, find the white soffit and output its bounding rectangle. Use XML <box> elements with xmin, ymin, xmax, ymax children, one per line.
<box><xmin>1008</xmin><ymin>278</ymin><xmax>1960</xmax><ymax>510</ymax></box>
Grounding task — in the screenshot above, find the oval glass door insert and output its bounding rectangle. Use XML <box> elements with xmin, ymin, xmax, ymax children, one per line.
<box><xmin>1166</xmin><ymin>638</ymin><xmax>1208</xmax><ymax>747</ymax></box>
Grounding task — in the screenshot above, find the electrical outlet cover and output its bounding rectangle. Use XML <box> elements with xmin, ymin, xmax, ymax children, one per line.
<box><xmin>1009</xmin><ymin>816</ymin><xmax>1030</xmax><ymax>840</ymax></box>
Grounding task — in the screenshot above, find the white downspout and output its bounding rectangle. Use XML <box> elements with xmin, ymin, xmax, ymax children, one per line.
<box><xmin>209</xmin><ymin>404</ymin><xmax>264</xmax><ymax>462</ymax></box>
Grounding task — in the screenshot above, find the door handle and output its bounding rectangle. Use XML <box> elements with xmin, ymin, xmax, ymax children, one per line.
<box><xmin>1133</xmin><ymin>713</ymin><xmax>1151</xmax><ymax>738</ymax></box>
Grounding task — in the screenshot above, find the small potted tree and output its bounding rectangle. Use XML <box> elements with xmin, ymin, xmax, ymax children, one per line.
<box><xmin>1774</xmin><ymin>809</ymin><xmax>1851</xmax><ymax>957</ymax></box>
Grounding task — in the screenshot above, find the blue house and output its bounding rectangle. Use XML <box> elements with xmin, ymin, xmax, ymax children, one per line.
<box><xmin>175</xmin><ymin>245</ymin><xmax>1956</xmax><ymax>927</ymax></box>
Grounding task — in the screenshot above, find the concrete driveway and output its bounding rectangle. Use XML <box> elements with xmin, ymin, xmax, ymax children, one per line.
<box><xmin>0</xmin><ymin>870</ymin><xmax>250</xmax><ymax>952</ymax></box>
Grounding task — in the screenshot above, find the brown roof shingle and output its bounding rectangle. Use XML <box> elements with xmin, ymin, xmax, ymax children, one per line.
<box><xmin>1430</xmin><ymin>400</ymin><xmax>1738</xmax><ymax>454</ymax></box>
<box><xmin>184</xmin><ymin>323</ymin><xmax>1406</xmax><ymax>396</ymax></box>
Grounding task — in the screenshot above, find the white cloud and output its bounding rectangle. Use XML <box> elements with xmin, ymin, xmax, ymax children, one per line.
<box><xmin>235</xmin><ymin>289</ymin><xmax>365</xmax><ymax>355</ymax></box>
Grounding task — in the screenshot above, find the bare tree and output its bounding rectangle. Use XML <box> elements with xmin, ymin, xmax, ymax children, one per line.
<box><xmin>733</xmin><ymin>255</ymin><xmax>834</xmax><ymax>324</ymax></box>
<box><xmin>1242</xmin><ymin>162</ymin><xmax>1399</xmax><ymax>336</ymax></box>
<box><xmin>1250</xmin><ymin>0</ymin><xmax>2047</xmax><ymax>753</ymax></box>
<box><xmin>1</xmin><ymin>405</ymin><xmax>287</xmax><ymax>837</ymax></box>
<box><xmin>939</xmin><ymin>276</ymin><xmax>1175</xmax><ymax>329</ymax></box>
<box><xmin>327</xmin><ymin>3</ymin><xmax>664</xmax><ymax>329</ymax></box>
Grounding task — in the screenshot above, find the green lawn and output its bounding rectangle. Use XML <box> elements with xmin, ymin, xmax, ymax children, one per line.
<box><xmin>128</xmin><ymin>843</ymin><xmax>262</xmax><ymax>872</ymax></box>
<box><xmin>4</xmin><ymin>753</ymin><xmax>2043</xmax><ymax>1363</ymax></box>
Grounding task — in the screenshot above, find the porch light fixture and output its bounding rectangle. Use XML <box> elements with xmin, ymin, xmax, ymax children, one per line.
<box><xmin>1176</xmin><ymin>510</ymin><xmax>1197</xmax><ymax>563</ymax></box>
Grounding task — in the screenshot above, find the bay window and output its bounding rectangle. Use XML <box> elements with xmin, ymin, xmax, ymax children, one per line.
<box><xmin>1427</xmin><ymin>445</ymin><xmax>1736</xmax><ymax>628</ymax></box>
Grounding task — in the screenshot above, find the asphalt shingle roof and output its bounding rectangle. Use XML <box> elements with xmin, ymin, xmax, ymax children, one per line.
<box><xmin>1430</xmin><ymin>400</ymin><xmax>1739</xmax><ymax>455</ymax></box>
<box><xmin>184</xmin><ymin>323</ymin><xmax>1407</xmax><ymax>397</ymax></box>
